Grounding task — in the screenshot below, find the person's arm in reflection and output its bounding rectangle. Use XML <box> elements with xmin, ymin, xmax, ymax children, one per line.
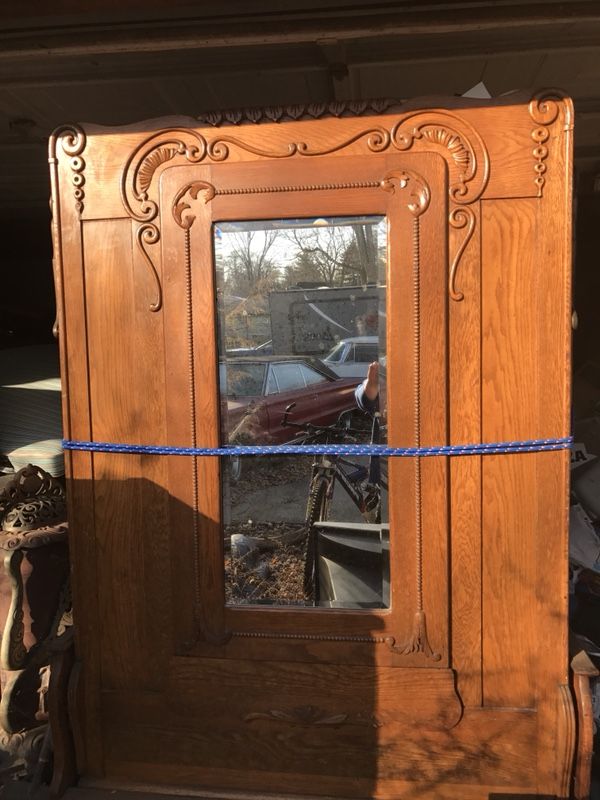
<box><xmin>355</xmin><ymin>361</ymin><xmax>379</xmax><ymax>415</ymax></box>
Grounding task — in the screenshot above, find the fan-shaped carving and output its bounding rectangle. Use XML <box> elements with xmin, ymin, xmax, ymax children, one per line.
<box><xmin>137</xmin><ymin>146</ymin><xmax>179</xmax><ymax>195</ymax></box>
<box><xmin>391</xmin><ymin>111</ymin><xmax>489</xmax><ymax>205</ymax></box>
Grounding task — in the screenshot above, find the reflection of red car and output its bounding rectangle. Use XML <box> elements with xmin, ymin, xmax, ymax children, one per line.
<box><xmin>220</xmin><ymin>357</ymin><xmax>358</xmax><ymax>445</ymax></box>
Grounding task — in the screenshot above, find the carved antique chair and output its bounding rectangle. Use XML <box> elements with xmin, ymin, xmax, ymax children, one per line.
<box><xmin>0</xmin><ymin>464</ymin><xmax>70</xmax><ymax>780</ymax></box>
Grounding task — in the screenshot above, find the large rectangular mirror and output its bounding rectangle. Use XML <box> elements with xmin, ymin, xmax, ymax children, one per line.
<box><xmin>215</xmin><ymin>216</ymin><xmax>389</xmax><ymax>609</ymax></box>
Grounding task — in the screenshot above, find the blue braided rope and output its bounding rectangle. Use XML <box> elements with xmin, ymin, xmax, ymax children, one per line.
<box><xmin>62</xmin><ymin>436</ymin><xmax>573</xmax><ymax>457</ymax></box>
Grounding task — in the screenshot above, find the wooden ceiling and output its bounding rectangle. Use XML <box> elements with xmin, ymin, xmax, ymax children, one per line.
<box><xmin>2</xmin><ymin>0</ymin><xmax>600</xmax><ymax>212</ymax></box>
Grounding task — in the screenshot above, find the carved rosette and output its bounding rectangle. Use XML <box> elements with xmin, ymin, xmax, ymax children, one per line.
<box><xmin>528</xmin><ymin>90</ymin><xmax>573</xmax><ymax>198</ymax></box>
<box><xmin>48</xmin><ymin>125</ymin><xmax>86</xmax><ymax>215</ymax></box>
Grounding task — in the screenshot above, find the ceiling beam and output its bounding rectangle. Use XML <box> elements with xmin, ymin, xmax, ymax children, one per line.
<box><xmin>2</xmin><ymin>2</ymin><xmax>600</xmax><ymax>60</ymax></box>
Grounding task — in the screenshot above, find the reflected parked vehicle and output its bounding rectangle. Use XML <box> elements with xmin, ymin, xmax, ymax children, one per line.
<box><xmin>220</xmin><ymin>357</ymin><xmax>357</xmax><ymax>447</ymax></box>
<box><xmin>225</xmin><ymin>339</ymin><xmax>273</xmax><ymax>357</ymax></box>
<box><xmin>323</xmin><ymin>336</ymin><xmax>379</xmax><ymax>378</ymax></box>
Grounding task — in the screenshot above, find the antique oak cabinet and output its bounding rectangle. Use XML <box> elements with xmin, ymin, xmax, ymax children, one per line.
<box><xmin>50</xmin><ymin>93</ymin><xmax>573</xmax><ymax>799</ymax></box>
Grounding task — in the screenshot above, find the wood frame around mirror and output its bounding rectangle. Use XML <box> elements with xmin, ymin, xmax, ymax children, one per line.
<box><xmin>159</xmin><ymin>152</ymin><xmax>448</xmax><ymax>667</ymax></box>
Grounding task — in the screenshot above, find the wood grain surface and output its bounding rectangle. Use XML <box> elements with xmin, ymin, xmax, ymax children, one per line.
<box><xmin>50</xmin><ymin>94</ymin><xmax>574</xmax><ymax>798</ymax></box>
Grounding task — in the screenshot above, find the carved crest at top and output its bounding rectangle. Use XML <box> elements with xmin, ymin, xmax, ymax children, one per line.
<box><xmin>196</xmin><ymin>99</ymin><xmax>396</xmax><ymax>127</ymax></box>
<box><xmin>391</xmin><ymin>111</ymin><xmax>489</xmax><ymax>205</ymax></box>
<box><xmin>119</xmin><ymin>100</ymin><xmax>495</xmax><ymax>309</ymax></box>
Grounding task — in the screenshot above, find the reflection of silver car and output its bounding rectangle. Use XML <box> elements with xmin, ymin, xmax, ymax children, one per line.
<box><xmin>323</xmin><ymin>336</ymin><xmax>379</xmax><ymax>378</ymax></box>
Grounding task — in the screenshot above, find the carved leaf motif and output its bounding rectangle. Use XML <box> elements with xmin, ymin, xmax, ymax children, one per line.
<box><xmin>307</xmin><ymin>102</ymin><xmax>327</xmax><ymax>118</ymax></box>
<box><xmin>380</xmin><ymin>170</ymin><xmax>431</xmax><ymax>217</ymax></box>
<box><xmin>137</xmin><ymin>146</ymin><xmax>179</xmax><ymax>195</ymax></box>
<box><xmin>420</xmin><ymin>127</ymin><xmax>470</xmax><ymax>171</ymax></box>
<box><xmin>371</xmin><ymin>98</ymin><xmax>394</xmax><ymax>114</ymax></box>
<box><xmin>349</xmin><ymin>100</ymin><xmax>368</xmax><ymax>115</ymax></box>
<box><xmin>264</xmin><ymin>106</ymin><xmax>284</xmax><ymax>123</ymax></box>
<box><xmin>245</xmin><ymin>107</ymin><xmax>263</xmax><ymax>124</ymax></box>
<box><xmin>172</xmin><ymin>180</ymin><xmax>217</xmax><ymax>230</ymax></box>
<box><xmin>224</xmin><ymin>109</ymin><xmax>243</xmax><ymax>125</ymax></box>
<box><xmin>391</xmin><ymin>111</ymin><xmax>489</xmax><ymax>207</ymax></box>
<box><xmin>244</xmin><ymin>705</ymin><xmax>381</xmax><ymax>728</ymax></box>
<box><xmin>287</xmin><ymin>104</ymin><xmax>306</xmax><ymax>120</ymax></box>
<box><xmin>203</xmin><ymin>111</ymin><xmax>223</xmax><ymax>127</ymax></box>
<box><xmin>328</xmin><ymin>101</ymin><xmax>346</xmax><ymax>118</ymax></box>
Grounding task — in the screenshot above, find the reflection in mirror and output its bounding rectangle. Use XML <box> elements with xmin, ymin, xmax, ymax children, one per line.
<box><xmin>214</xmin><ymin>216</ymin><xmax>389</xmax><ymax>609</ymax></box>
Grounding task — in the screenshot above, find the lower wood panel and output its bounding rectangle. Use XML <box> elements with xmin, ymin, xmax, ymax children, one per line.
<box><xmin>100</xmin><ymin>685</ymin><xmax>537</xmax><ymax>796</ymax></box>
<box><xmin>168</xmin><ymin>658</ymin><xmax>462</xmax><ymax>729</ymax></box>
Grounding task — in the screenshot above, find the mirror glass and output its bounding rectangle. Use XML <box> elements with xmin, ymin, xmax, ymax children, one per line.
<box><xmin>215</xmin><ymin>216</ymin><xmax>389</xmax><ymax>608</ymax></box>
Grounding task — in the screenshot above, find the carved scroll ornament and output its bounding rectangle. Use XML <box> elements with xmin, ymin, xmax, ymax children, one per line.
<box><xmin>171</xmin><ymin>171</ymin><xmax>430</xmax><ymax>232</ymax></box>
<box><xmin>529</xmin><ymin>90</ymin><xmax>574</xmax><ymax>198</ymax></box>
<box><xmin>0</xmin><ymin>466</ymin><xmax>70</xmax><ymax>675</ymax></box>
<box><xmin>0</xmin><ymin>465</ymin><xmax>66</xmax><ymax>534</ymax></box>
<box><xmin>390</xmin><ymin>111</ymin><xmax>488</xmax><ymax>300</ymax></box>
<box><xmin>48</xmin><ymin>125</ymin><xmax>86</xmax><ymax>216</ymax></box>
<box><xmin>121</xmin><ymin>104</ymin><xmax>490</xmax><ymax>307</ymax></box>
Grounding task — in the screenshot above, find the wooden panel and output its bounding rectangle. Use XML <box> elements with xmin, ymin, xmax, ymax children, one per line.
<box><xmin>100</xmin><ymin>692</ymin><xmax>536</xmax><ymax>796</ymax></box>
<box><xmin>449</xmin><ymin>202</ymin><xmax>482</xmax><ymax>707</ymax></box>
<box><xmin>51</xmin><ymin>136</ymin><xmax>104</xmax><ymax>777</ymax></box>
<box><xmin>481</xmin><ymin>198</ymin><xmax>540</xmax><ymax>708</ymax></box>
<box><xmin>481</xmin><ymin>189</ymin><xmax>571</xmax><ymax>717</ymax></box>
<box><xmin>532</xmin><ymin>96</ymin><xmax>573</xmax><ymax>798</ymax></box>
<box><xmin>83</xmin><ymin>219</ymin><xmax>171</xmax><ymax>691</ymax></box>
<box><xmin>167</xmin><ymin>658</ymin><xmax>462</xmax><ymax>729</ymax></box>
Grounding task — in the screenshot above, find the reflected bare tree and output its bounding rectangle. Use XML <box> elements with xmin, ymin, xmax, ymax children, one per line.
<box><xmin>283</xmin><ymin>224</ymin><xmax>380</xmax><ymax>287</ymax></box>
<box><xmin>223</xmin><ymin>230</ymin><xmax>279</xmax><ymax>296</ymax></box>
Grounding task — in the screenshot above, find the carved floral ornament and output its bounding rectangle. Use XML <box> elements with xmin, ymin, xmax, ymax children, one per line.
<box><xmin>49</xmin><ymin>94</ymin><xmax>568</xmax><ymax>309</ymax></box>
<box><xmin>172</xmin><ymin>170</ymin><xmax>430</xmax><ymax>231</ymax></box>
<box><xmin>119</xmin><ymin>109</ymin><xmax>492</xmax><ymax>309</ymax></box>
